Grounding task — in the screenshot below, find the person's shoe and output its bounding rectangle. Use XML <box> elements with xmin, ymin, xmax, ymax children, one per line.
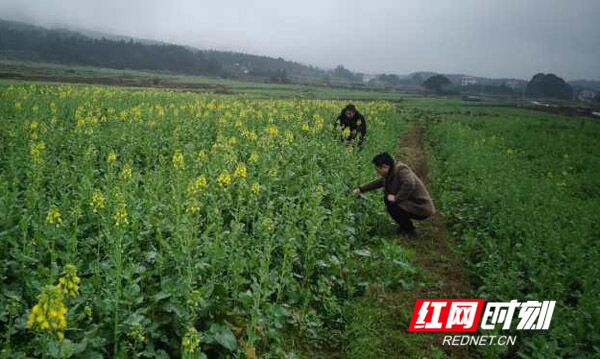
<box><xmin>396</xmin><ymin>226</ymin><xmax>417</xmax><ymax>238</ymax></box>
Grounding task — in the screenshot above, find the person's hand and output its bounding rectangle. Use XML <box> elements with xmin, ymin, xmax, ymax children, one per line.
<box><xmin>387</xmin><ymin>194</ymin><xmax>396</xmax><ymax>202</ymax></box>
<box><xmin>352</xmin><ymin>188</ymin><xmax>361</xmax><ymax>195</ymax></box>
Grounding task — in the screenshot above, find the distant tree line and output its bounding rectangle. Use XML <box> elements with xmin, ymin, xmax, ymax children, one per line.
<box><xmin>332</xmin><ymin>65</ymin><xmax>362</xmax><ymax>82</ymax></box>
<box><xmin>375</xmin><ymin>74</ymin><xmax>402</xmax><ymax>88</ymax></box>
<box><xmin>370</xmin><ymin>73</ymin><xmax>427</xmax><ymax>88</ymax></box>
<box><xmin>462</xmin><ymin>83</ymin><xmax>516</xmax><ymax>96</ymax></box>
<box><xmin>0</xmin><ymin>21</ymin><xmax>331</xmax><ymax>82</ymax></box>
<box><xmin>0</xmin><ymin>27</ymin><xmax>219</xmax><ymax>74</ymax></box>
<box><xmin>1</xmin><ymin>21</ymin><xmax>584</xmax><ymax>98</ymax></box>
<box><xmin>417</xmin><ymin>73</ymin><xmax>574</xmax><ymax>100</ymax></box>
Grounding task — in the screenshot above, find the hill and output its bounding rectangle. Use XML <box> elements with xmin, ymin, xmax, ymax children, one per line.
<box><xmin>0</xmin><ymin>19</ymin><xmax>330</xmax><ymax>83</ymax></box>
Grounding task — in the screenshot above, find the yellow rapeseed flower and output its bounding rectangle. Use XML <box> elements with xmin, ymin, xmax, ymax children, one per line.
<box><xmin>251</xmin><ymin>182</ymin><xmax>260</xmax><ymax>195</ymax></box>
<box><xmin>27</xmin><ymin>285</ymin><xmax>68</xmax><ymax>340</ymax></box>
<box><xmin>217</xmin><ymin>171</ymin><xmax>232</xmax><ymax>186</ymax></box>
<box><xmin>107</xmin><ymin>150</ymin><xmax>117</xmax><ymax>165</ymax></box>
<box><xmin>84</xmin><ymin>305</ymin><xmax>93</xmax><ymax>321</ymax></box>
<box><xmin>114</xmin><ymin>204</ymin><xmax>129</xmax><ymax>227</ymax></box>
<box><xmin>185</xmin><ymin>199</ymin><xmax>201</xmax><ymax>214</ymax></box>
<box><xmin>46</xmin><ymin>206</ymin><xmax>62</xmax><ymax>227</ymax></box>
<box><xmin>119</xmin><ymin>164</ymin><xmax>133</xmax><ymax>181</ymax></box>
<box><xmin>187</xmin><ymin>175</ymin><xmax>208</xmax><ymax>196</ymax></box>
<box><xmin>57</xmin><ymin>264</ymin><xmax>80</xmax><ymax>298</ymax></box>
<box><xmin>248</xmin><ymin>131</ymin><xmax>258</xmax><ymax>141</ymax></box>
<box><xmin>341</xmin><ymin>127</ymin><xmax>351</xmax><ymax>138</ymax></box>
<box><xmin>128</xmin><ymin>323</ymin><xmax>146</xmax><ymax>344</ymax></box>
<box><xmin>313</xmin><ymin>114</ymin><xmax>324</xmax><ymax>132</ymax></box>
<box><xmin>30</xmin><ymin>141</ymin><xmax>46</xmax><ymax>165</ymax></box>
<box><xmin>197</xmin><ymin>150</ymin><xmax>207</xmax><ymax>161</ymax></box>
<box><xmin>284</xmin><ymin>130</ymin><xmax>294</xmax><ymax>143</ymax></box>
<box><xmin>182</xmin><ymin>327</ymin><xmax>201</xmax><ymax>354</ymax></box>
<box><xmin>195</xmin><ymin>175</ymin><xmax>208</xmax><ymax>189</ymax></box>
<box><xmin>173</xmin><ymin>150</ymin><xmax>185</xmax><ymax>169</ymax></box>
<box><xmin>90</xmin><ymin>191</ymin><xmax>105</xmax><ymax>213</ymax></box>
<box><xmin>234</xmin><ymin>164</ymin><xmax>247</xmax><ymax>179</ymax></box>
<box><xmin>266</xmin><ymin>126</ymin><xmax>279</xmax><ymax>137</ymax></box>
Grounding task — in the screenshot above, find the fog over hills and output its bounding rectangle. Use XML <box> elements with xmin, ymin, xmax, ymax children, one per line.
<box><xmin>1</xmin><ymin>18</ymin><xmax>599</xmax><ymax>92</ymax></box>
<box><xmin>1</xmin><ymin>0</ymin><xmax>598</xmax><ymax>81</ymax></box>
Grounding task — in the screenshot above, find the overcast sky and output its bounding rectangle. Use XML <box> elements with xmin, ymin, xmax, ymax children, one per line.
<box><xmin>1</xmin><ymin>0</ymin><xmax>599</xmax><ymax>80</ymax></box>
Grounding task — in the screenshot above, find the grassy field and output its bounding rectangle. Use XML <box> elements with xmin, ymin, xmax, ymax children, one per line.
<box><xmin>0</xmin><ymin>60</ymin><xmax>411</xmax><ymax>101</ymax></box>
<box><xmin>419</xmin><ymin>99</ymin><xmax>600</xmax><ymax>358</ymax></box>
<box><xmin>0</xmin><ymin>79</ymin><xmax>598</xmax><ymax>358</ymax></box>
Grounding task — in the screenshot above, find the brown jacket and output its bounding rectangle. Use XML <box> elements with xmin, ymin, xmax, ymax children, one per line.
<box><xmin>359</xmin><ymin>161</ymin><xmax>435</xmax><ymax>218</ymax></box>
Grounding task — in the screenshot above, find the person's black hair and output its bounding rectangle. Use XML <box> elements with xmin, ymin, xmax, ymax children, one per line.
<box><xmin>340</xmin><ymin>104</ymin><xmax>359</xmax><ymax>118</ymax></box>
<box><xmin>372</xmin><ymin>152</ymin><xmax>395</xmax><ymax>167</ymax></box>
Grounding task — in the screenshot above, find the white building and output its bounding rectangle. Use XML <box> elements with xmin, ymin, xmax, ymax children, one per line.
<box><xmin>578</xmin><ymin>90</ymin><xmax>597</xmax><ymax>102</ymax></box>
<box><xmin>505</xmin><ymin>80</ymin><xmax>522</xmax><ymax>89</ymax></box>
<box><xmin>461</xmin><ymin>76</ymin><xmax>477</xmax><ymax>86</ymax></box>
<box><xmin>362</xmin><ymin>74</ymin><xmax>377</xmax><ymax>83</ymax></box>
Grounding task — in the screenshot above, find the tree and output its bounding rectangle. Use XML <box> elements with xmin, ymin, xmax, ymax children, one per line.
<box><xmin>526</xmin><ymin>73</ymin><xmax>573</xmax><ymax>100</ymax></box>
<box><xmin>422</xmin><ymin>75</ymin><xmax>452</xmax><ymax>94</ymax></box>
<box><xmin>377</xmin><ymin>73</ymin><xmax>401</xmax><ymax>87</ymax></box>
<box><xmin>410</xmin><ymin>73</ymin><xmax>423</xmax><ymax>85</ymax></box>
<box><xmin>268</xmin><ymin>69</ymin><xmax>290</xmax><ymax>84</ymax></box>
<box><xmin>332</xmin><ymin>65</ymin><xmax>358</xmax><ymax>81</ymax></box>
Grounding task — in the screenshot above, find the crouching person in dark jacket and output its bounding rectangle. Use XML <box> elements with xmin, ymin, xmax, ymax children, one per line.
<box><xmin>335</xmin><ymin>103</ymin><xmax>366</xmax><ymax>147</ymax></box>
<box><xmin>353</xmin><ymin>152</ymin><xmax>435</xmax><ymax>237</ymax></box>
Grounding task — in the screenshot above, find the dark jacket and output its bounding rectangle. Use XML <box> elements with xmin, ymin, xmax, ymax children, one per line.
<box><xmin>359</xmin><ymin>161</ymin><xmax>435</xmax><ymax>218</ymax></box>
<box><xmin>335</xmin><ymin>110</ymin><xmax>366</xmax><ymax>145</ymax></box>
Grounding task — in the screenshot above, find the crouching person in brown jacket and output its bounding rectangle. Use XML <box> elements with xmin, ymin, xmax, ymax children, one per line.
<box><xmin>353</xmin><ymin>152</ymin><xmax>435</xmax><ymax>236</ymax></box>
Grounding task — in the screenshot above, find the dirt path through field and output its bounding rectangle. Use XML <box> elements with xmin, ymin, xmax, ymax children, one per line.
<box><xmin>397</xmin><ymin>122</ymin><xmax>473</xmax><ymax>299</ymax></box>
<box><xmin>375</xmin><ymin>121</ymin><xmax>478</xmax><ymax>357</ymax></box>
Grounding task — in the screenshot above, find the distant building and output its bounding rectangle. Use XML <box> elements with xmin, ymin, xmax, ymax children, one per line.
<box><xmin>362</xmin><ymin>74</ymin><xmax>377</xmax><ymax>83</ymax></box>
<box><xmin>233</xmin><ymin>63</ymin><xmax>249</xmax><ymax>74</ymax></box>
<box><xmin>505</xmin><ymin>80</ymin><xmax>522</xmax><ymax>89</ymax></box>
<box><xmin>578</xmin><ymin>89</ymin><xmax>597</xmax><ymax>102</ymax></box>
<box><xmin>461</xmin><ymin>76</ymin><xmax>477</xmax><ymax>86</ymax></box>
